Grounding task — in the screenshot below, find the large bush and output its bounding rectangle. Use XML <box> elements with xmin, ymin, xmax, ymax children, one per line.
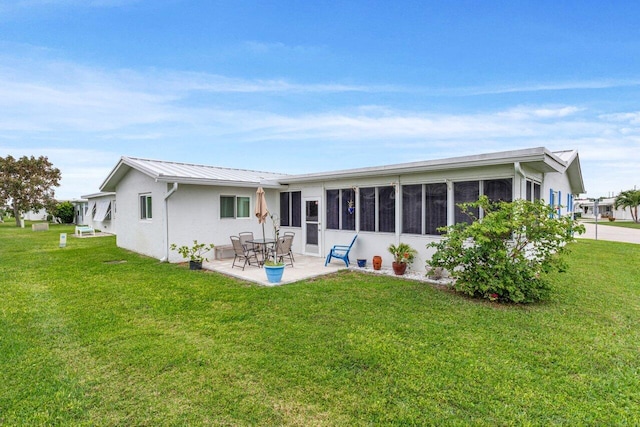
<box><xmin>428</xmin><ymin>197</ymin><xmax>584</xmax><ymax>303</ymax></box>
<box><xmin>54</xmin><ymin>201</ymin><xmax>75</xmax><ymax>224</ymax></box>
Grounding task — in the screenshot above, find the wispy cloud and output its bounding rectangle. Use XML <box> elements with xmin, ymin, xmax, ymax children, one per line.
<box><xmin>441</xmin><ymin>79</ymin><xmax>640</xmax><ymax>97</ymax></box>
<box><xmin>1</xmin><ymin>55</ymin><xmax>639</xmax><ymax>197</ymax></box>
<box><xmin>157</xmin><ymin>71</ymin><xmax>383</xmax><ymax>94</ymax></box>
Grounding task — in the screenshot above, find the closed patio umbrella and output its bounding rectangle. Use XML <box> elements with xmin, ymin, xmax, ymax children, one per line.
<box><xmin>255</xmin><ymin>186</ymin><xmax>269</xmax><ymax>243</ymax></box>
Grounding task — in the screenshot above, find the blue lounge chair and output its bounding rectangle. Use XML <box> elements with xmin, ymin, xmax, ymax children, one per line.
<box><xmin>325</xmin><ymin>234</ymin><xmax>358</xmax><ymax>267</ymax></box>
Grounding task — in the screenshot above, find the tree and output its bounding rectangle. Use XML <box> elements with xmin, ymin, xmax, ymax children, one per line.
<box><xmin>428</xmin><ymin>197</ymin><xmax>584</xmax><ymax>303</ymax></box>
<box><xmin>613</xmin><ymin>189</ymin><xmax>640</xmax><ymax>223</ymax></box>
<box><xmin>0</xmin><ymin>155</ymin><xmax>61</xmax><ymax>227</ymax></box>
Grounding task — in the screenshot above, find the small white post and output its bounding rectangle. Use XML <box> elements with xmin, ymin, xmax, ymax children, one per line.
<box><xmin>59</xmin><ymin>233</ymin><xmax>67</xmax><ymax>248</ymax></box>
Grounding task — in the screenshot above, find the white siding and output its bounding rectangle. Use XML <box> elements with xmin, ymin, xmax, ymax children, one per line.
<box><xmin>165</xmin><ymin>185</ymin><xmax>280</xmax><ymax>263</ymax></box>
<box><xmin>115</xmin><ymin>170</ymin><xmax>166</xmax><ymax>259</ymax></box>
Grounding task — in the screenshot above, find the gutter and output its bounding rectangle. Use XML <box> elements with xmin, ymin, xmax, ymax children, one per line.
<box><xmin>160</xmin><ymin>182</ymin><xmax>179</xmax><ymax>262</ymax></box>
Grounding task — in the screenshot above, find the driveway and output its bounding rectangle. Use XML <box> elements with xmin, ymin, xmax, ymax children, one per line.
<box><xmin>576</xmin><ymin>222</ymin><xmax>640</xmax><ymax>245</ymax></box>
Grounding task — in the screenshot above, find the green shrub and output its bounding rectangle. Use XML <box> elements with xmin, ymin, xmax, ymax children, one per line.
<box><xmin>428</xmin><ymin>197</ymin><xmax>584</xmax><ymax>303</ymax></box>
<box><xmin>54</xmin><ymin>201</ymin><xmax>75</xmax><ymax>223</ymax></box>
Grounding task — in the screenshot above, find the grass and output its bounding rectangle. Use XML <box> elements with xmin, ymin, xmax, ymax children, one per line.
<box><xmin>581</xmin><ymin>219</ymin><xmax>640</xmax><ymax>229</ymax></box>
<box><xmin>1</xmin><ymin>222</ymin><xmax>639</xmax><ymax>425</ymax></box>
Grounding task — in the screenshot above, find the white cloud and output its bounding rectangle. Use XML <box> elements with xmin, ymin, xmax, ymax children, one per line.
<box><xmin>1</xmin><ymin>55</ymin><xmax>639</xmax><ymax>197</ymax></box>
<box><xmin>599</xmin><ymin>112</ymin><xmax>640</xmax><ymax>125</ymax></box>
<box><xmin>456</xmin><ymin>79</ymin><xmax>640</xmax><ymax>96</ymax></box>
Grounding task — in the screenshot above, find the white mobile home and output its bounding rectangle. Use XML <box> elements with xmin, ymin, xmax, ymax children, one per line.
<box><xmin>81</xmin><ymin>192</ymin><xmax>116</xmax><ymax>234</ymax></box>
<box><xmin>98</xmin><ymin>147</ymin><xmax>584</xmax><ymax>270</ymax></box>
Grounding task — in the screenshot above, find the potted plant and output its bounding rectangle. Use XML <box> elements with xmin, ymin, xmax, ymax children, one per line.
<box><xmin>263</xmin><ymin>213</ymin><xmax>285</xmax><ymax>283</ymax></box>
<box><xmin>263</xmin><ymin>259</ymin><xmax>285</xmax><ymax>283</ymax></box>
<box><xmin>170</xmin><ymin>240</ymin><xmax>215</xmax><ymax>270</ymax></box>
<box><xmin>387</xmin><ymin>242</ymin><xmax>417</xmax><ymax>275</ymax></box>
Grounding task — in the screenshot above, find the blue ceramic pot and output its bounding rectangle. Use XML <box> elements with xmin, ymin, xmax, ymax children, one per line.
<box><xmin>264</xmin><ymin>264</ymin><xmax>285</xmax><ymax>283</ymax></box>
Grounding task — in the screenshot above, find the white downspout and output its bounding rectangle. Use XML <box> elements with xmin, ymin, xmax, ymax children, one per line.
<box><xmin>514</xmin><ymin>162</ymin><xmax>527</xmax><ymax>199</ymax></box>
<box><xmin>161</xmin><ymin>182</ymin><xmax>179</xmax><ymax>262</ymax></box>
<box><xmin>394</xmin><ymin>177</ymin><xmax>401</xmax><ymax>245</ymax></box>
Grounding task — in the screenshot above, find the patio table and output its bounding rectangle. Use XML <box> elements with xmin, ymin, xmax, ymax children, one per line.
<box><xmin>248</xmin><ymin>238</ymin><xmax>276</xmax><ymax>266</ymax></box>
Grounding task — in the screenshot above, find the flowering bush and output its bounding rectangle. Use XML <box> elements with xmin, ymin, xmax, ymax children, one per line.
<box><xmin>427</xmin><ymin>197</ymin><xmax>584</xmax><ymax>303</ymax></box>
<box><xmin>388</xmin><ymin>242</ymin><xmax>417</xmax><ymax>265</ymax></box>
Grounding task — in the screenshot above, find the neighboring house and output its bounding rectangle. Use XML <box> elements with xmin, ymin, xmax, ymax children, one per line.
<box><xmin>98</xmin><ymin>147</ymin><xmax>585</xmax><ymax>270</ymax></box>
<box><xmin>81</xmin><ymin>192</ymin><xmax>117</xmax><ymax>234</ymax></box>
<box><xmin>22</xmin><ymin>208</ymin><xmax>49</xmax><ymax>221</ymax></box>
<box><xmin>574</xmin><ymin>197</ymin><xmax>634</xmax><ymax>221</ymax></box>
<box><xmin>71</xmin><ymin>198</ymin><xmax>88</xmax><ymax>225</ymax></box>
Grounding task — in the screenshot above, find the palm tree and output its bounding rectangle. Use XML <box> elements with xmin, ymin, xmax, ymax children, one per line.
<box><xmin>613</xmin><ymin>190</ymin><xmax>640</xmax><ymax>223</ymax></box>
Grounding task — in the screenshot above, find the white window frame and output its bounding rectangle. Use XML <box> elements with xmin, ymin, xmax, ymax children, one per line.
<box><xmin>220</xmin><ymin>195</ymin><xmax>251</xmax><ymax>219</ymax></box>
<box><xmin>140</xmin><ymin>194</ymin><xmax>152</xmax><ymax>220</ymax></box>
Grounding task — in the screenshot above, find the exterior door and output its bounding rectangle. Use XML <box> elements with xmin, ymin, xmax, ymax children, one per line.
<box><xmin>304</xmin><ymin>198</ymin><xmax>321</xmax><ymax>255</ymax></box>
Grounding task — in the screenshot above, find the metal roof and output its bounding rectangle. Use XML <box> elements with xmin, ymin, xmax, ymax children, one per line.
<box><xmin>100</xmin><ymin>157</ymin><xmax>288</xmax><ymax>192</ymax></box>
<box><xmin>279</xmin><ymin>147</ymin><xmax>571</xmax><ymax>183</ymax></box>
<box><xmin>99</xmin><ymin>147</ymin><xmax>585</xmax><ymax>195</ymax></box>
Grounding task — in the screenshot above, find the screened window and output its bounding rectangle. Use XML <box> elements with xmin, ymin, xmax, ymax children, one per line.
<box><xmin>402</xmin><ymin>184</ymin><xmax>422</xmax><ymax>234</ymax></box>
<box><xmin>326</xmin><ymin>189</ymin><xmax>355</xmax><ymax>231</ymax></box>
<box><xmin>484</xmin><ymin>178</ymin><xmax>513</xmax><ymax>203</ymax></box>
<box><xmin>140</xmin><ymin>194</ymin><xmax>152</xmax><ymax>220</ymax></box>
<box><xmin>359</xmin><ymin>187</ymin><xmax>376</xmax><ymax>232</ymax></box>
<box><xmin>326</xmin><ymin>189</ymin><xmax>340</xmax><ymax>230</ymax></box>
<box><xmin>342</xmin><ymin>188</ymin><xmax>356</xmax><ymax>231</ymax></box>
<box><xmin>279</xmin><ymin>191</ymin><xmax>302</xmax><ymax>227</ymax></box>
<box><xmin>220</xmin><ymin>196</ymin><xmax>250</xmax><ymax>219</ymax></box>
<box><xmin>454</xmin><ymin>181</ymin><xmax>479</xmax><ymax>224</ymax></box>
<box><xmin>425</xmin><ymin>183</ymin><xmax>447</xmax><ymax>235</ymax></box>
<box><xmin>280</xmin><ymin>192</ymin><xmax>289</xmax><ymax>226</ymax></box>
<box><xmin>291</xmin><ymin>191</ymin><xmax>302</xmax><ymax>227</ymax></box>
<box><xmin>378</xmin><ymin>186</ymin><xmax>395</xmax><ymax>233</ymax></box>
<box><xmin>526</xmin><ymin>180</ymin><xmax>542</xmax><ymax>202</ymax></box>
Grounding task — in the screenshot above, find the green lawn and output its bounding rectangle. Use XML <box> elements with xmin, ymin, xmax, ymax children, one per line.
<box><xmin>581</xmin><ymin>219</ymin><xmax>640</xmax><ymax>229</ymax></box>
<box><xmin>1</xmin><ymin>222</ymin><xmax>639</xmax><ymax>425</ymax></box>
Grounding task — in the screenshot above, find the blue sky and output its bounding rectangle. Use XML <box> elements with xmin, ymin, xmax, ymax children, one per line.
<box><xmin>1</xmin><ymin>0</ymin><xmax>639</xmax><ymax>199</ymax></box>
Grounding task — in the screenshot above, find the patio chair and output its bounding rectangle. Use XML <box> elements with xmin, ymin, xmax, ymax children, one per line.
<box><xmin>239</xmin><ymin>232</ymin><xmax>256</xmax><ymax>251</ymax></box>
<box><xmin>325</xmin><ymin>234</ymin><xmax>358</xmax><ymax>267</ymax></box>
<box><xmin>282</xmin><ymin>232</ymin><xmax>295</xmax><ymax>261</ymax></box>
<box><xmin>270</xmin><ymin>235</ymin><xmax>294</xmax><ymax>267</ymax></box>
<box><xmin>230</xmin><ymin>236</ymin><xmax>259</xmax><ymax>270</ymax></box>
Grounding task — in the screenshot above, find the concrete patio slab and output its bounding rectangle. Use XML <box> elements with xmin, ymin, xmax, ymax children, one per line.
<box><xmin>203</xmin><ymin>255</ymin><xmax>347</xmax><ymax>286</ymax></box>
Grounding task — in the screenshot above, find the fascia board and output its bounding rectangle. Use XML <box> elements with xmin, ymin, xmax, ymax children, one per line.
<box><xmin>154</xmin><ymin>175</ymin><xmax>285</xmax><ymax>189</ymax></box>
<box><xmin>280</xmin><ymin>147</ymin><xmax>563</xmax><ymax>184</ymax></box>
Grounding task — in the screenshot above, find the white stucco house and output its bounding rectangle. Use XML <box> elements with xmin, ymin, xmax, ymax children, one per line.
<box><xmin>98</xmin><ymin>147</ymin><xmax>584</xmax><ymax>270</ymax></box>
<box><xmin>574</xmin><ymin>197</ymin><xmax>634</xmax><ymax>221</ymax></box>
<box><xmin>80</xmin><ymin>192</ymin><xmax>117</xmax><ymax>234</ymax></box>
<box><xmin>22</xmin><ymin>208</ymin><xmax>49</xmax><ymax>221</ymax></box>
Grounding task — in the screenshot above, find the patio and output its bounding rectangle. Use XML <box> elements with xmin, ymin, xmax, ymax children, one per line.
<box><xmin>203</xmin><ymin>254</ymin><xmax>347</xmax><ymax>286</ymax></box>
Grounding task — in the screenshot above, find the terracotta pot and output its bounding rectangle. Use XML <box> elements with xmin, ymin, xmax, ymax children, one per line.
<box><xmin>392</xmin><ymin>262</ymin><xmax>407</xmax><ymax>275</ymax></box>
<box><xmin>372</xmin><ymin>255</ymin><xmax>382</xmax><ymax>270</ymax></box>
